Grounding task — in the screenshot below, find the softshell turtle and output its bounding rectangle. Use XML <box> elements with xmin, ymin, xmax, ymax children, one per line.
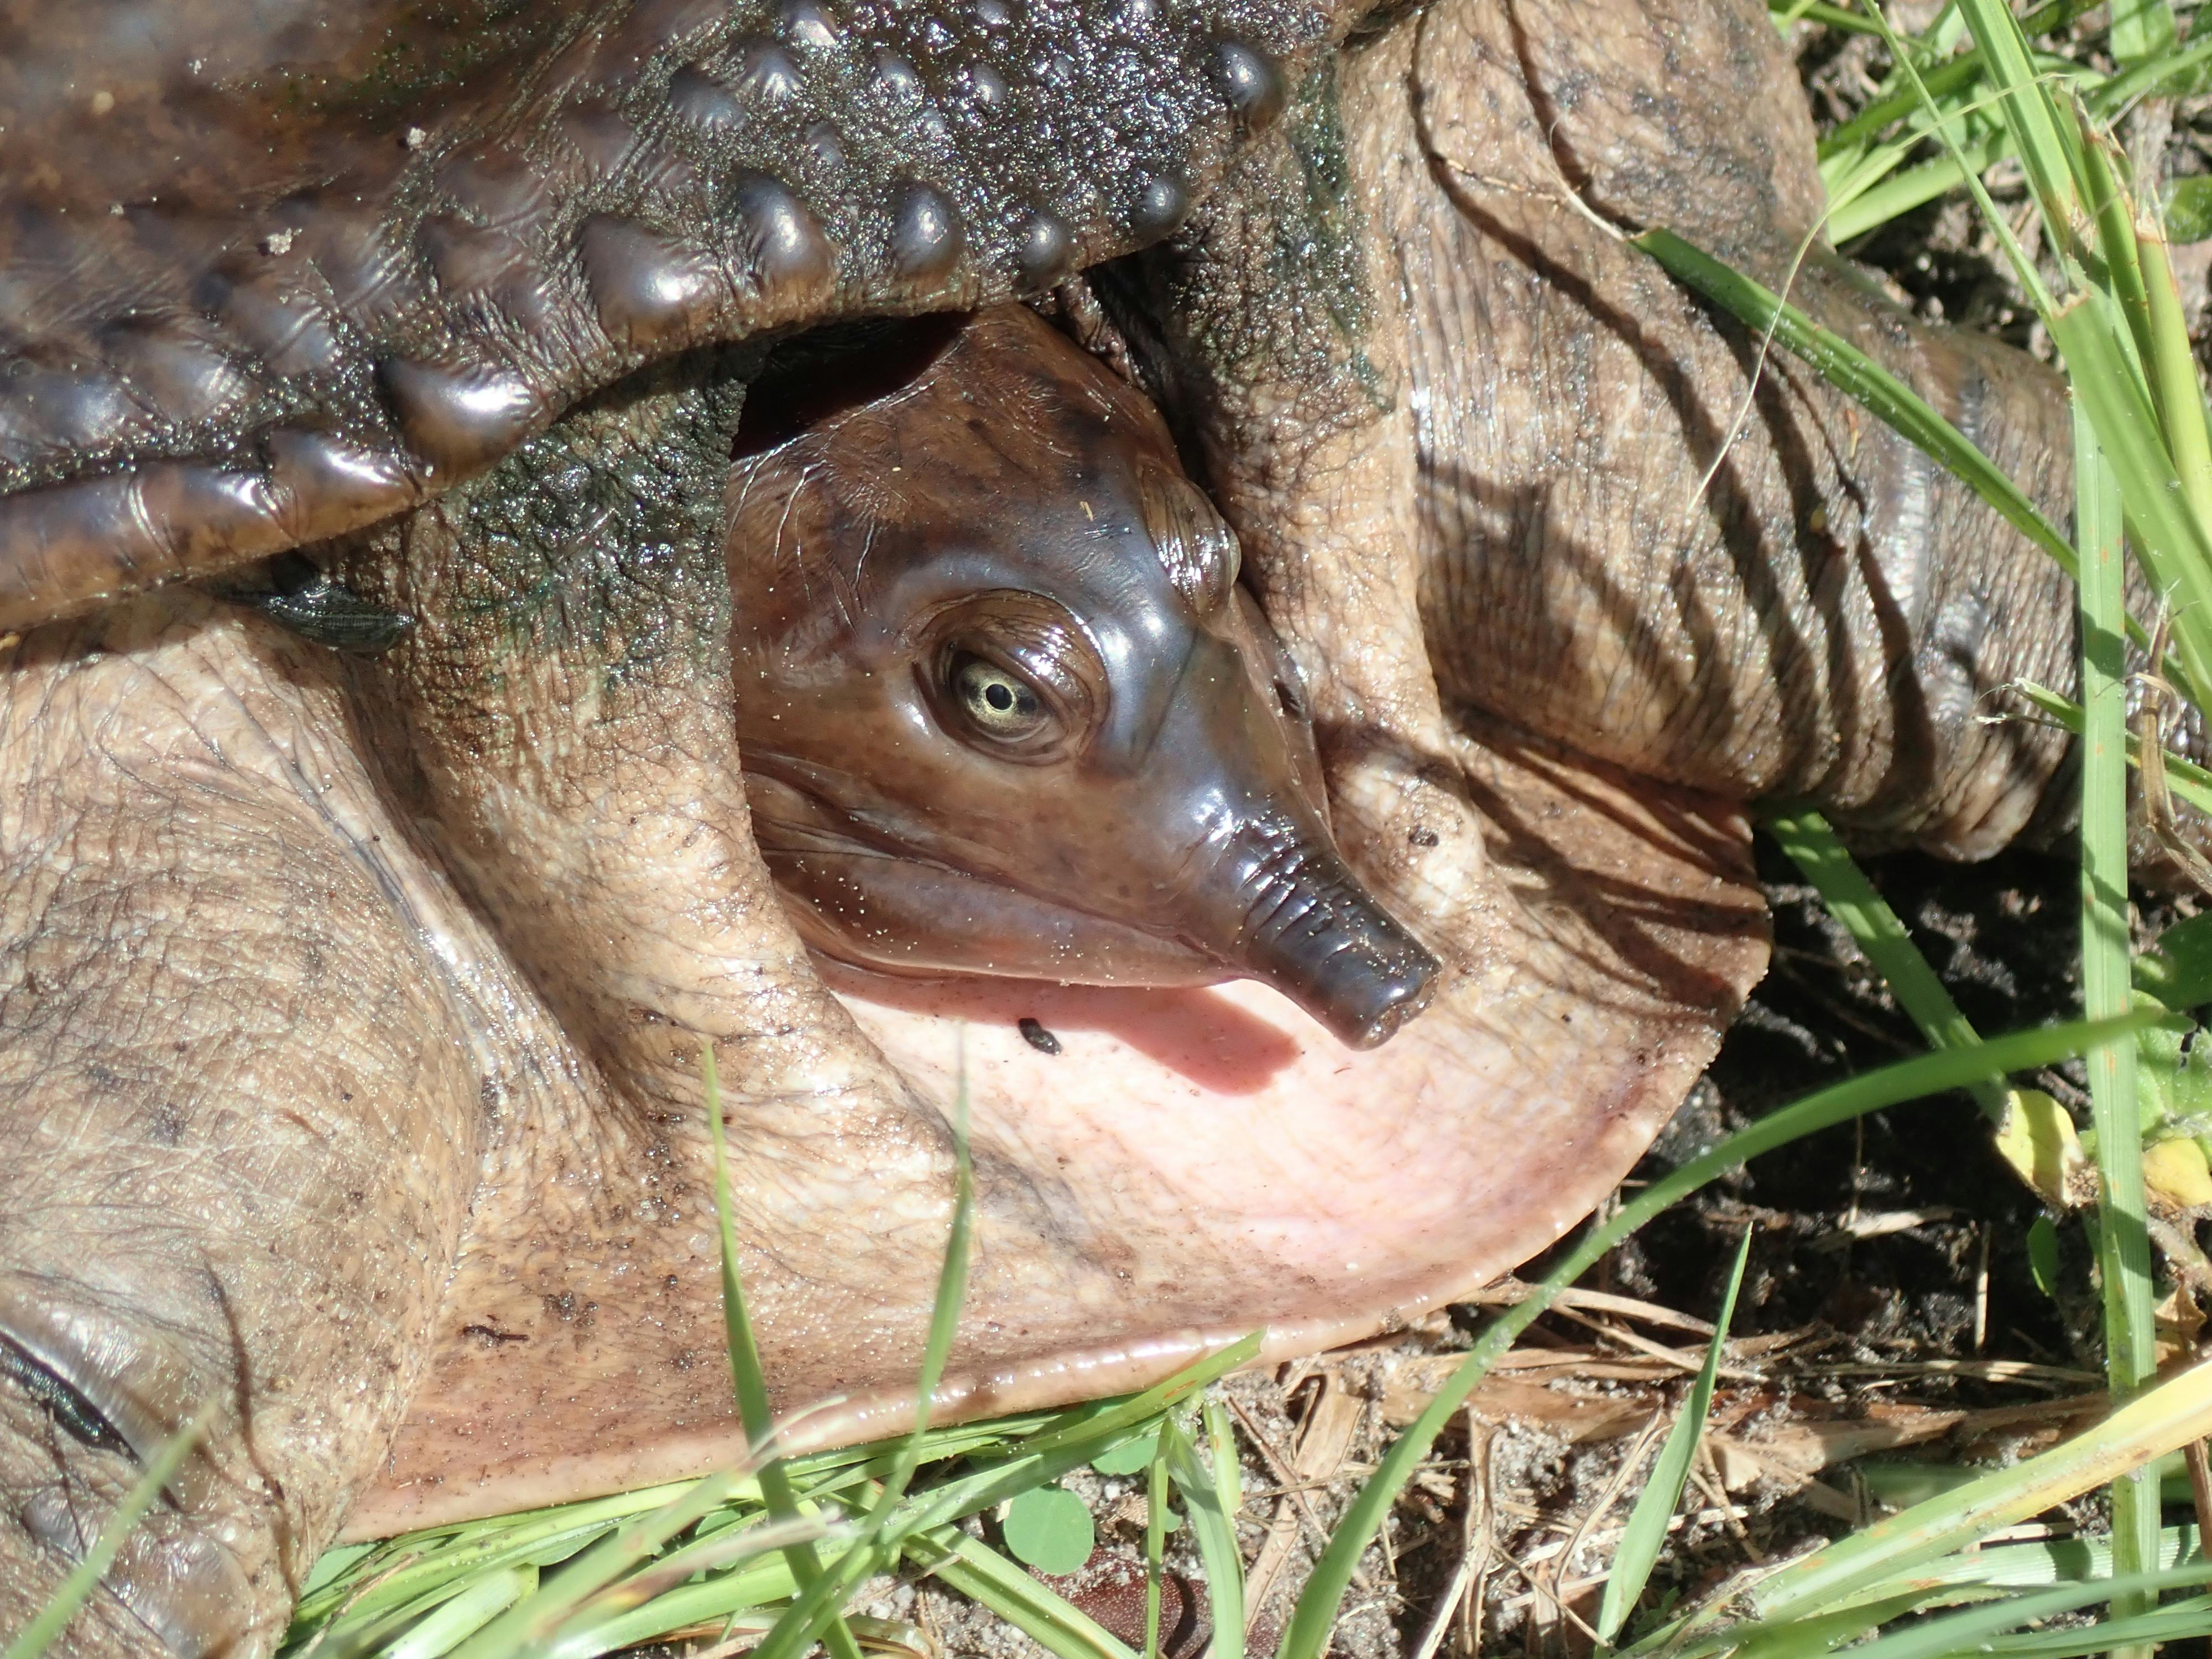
<box><xmin>729</xmin><ymin>304</ymin><xmax>1438</xmax><ymax>1045</ymax></box>
<box><xmin>0</xmin><ymin>0</ymin><xmax>2162</xmax><ymax>1652</ymax></box>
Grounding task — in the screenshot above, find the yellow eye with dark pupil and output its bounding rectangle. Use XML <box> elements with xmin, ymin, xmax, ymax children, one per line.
<box><xmin>952</xmin><ymin>653</ymin><xmax>1045</xmax><ymax>736</ymax></box>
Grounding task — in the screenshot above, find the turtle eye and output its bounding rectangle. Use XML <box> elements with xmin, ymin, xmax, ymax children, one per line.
<box><xmin>949</xmin><ymin>651</ymin><xmax>1052</xmax><ymax>742</ymax></box>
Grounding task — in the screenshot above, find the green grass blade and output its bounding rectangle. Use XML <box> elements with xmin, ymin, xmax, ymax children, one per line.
<box><xmin>1868</xmin><ymin>2</ymin><xmax>2065</xmax><ymax>313</ymax></box>
<box><xmin>1722</xmin><ymin>1591</ymin><xmax>1942</xmax><ymax>1659</ymax></box>
<box><xmin>2012</xmin><ymin>681</ymin><xmax>2212</xmax><ymax>813</ymax></box>
<box><xmin>1764</xmin><ymin>807</ymin><xmax>2005</xmax><ymax>1119</ymax></box>
<box><xmin>1968</xmin><ymin>1596</ymin><xmax>2212</xmax><ymax>1656</ymax></box>
<box><xmin>1631</xmin><ymin>228</ymin><xmax>2080</xmax><ymax>582</ymax></box>
<box><xmin>1144</xmin><ymin>1442</ymin><xmax>1168</xmax><ymax>1659</ymax></box>
<box><xmin>2074</xmin><ymin>403</ymin><xmax>2159</xmax><ymax>1635</ymax></box>
<box><xmin>904</xmin><ymin>1526</ymin><xmax>1140</xmax><ymax>1659</ymax></box>
<box><xmin>1813</xmin><ymin>0</ymin><xmax>2100</xmax><ymax>166</ymax></box>
<box><xmin>747</xmin><ymin>1050</ymin><xmax>979</xmax><ymax>1659</ymax></box>
<box><xmin>2094</xmin><ymin>34</ymin><xmax>2212</xmax><ymax>114</ymax></box>
<box><xmin>1001</xmin><ymin>1338</ymin><xmax>1260</xmax><ymax>1473</ymax></box>
<box><xmin>1834</xmin><ymin>1520</ymin><xmax>2203</xmax><ymax>1605</ymax></box>
<box><xmin>1716</xmin><ymin>1527</ymin><xmax>2212</xmax><ymax>1658</ymax></box>
<box><xmin>537</xmin><ymin>1557</ymin><xmax>798</xmax><ymax>1659</ymax></box>
<box><xmin>288</xmin><ymin>1490</ymin><xmax>690</xmax><ymax>1636</ymax></box>
<box><xmin>1274</xmin><ymin>1015</ymin><xmax>2153</xmax><ymax>1659</ymax></box>
<box><xmin>873</xmin><ymin>1042</ymin><xmax>974</xmax><ymax>1512</ymax></box>
<box><xmin>1818</xmin><ymin>1563</ymin><xmax>2212</xmax><ymax>1659</ymax></box>
<box><xmin>1950</xmin><ymin>0</ymin><xmax>2089</xmax><ymax>239</ymax></box>
<box><xmin>1594</xmin><ymin>1227</ymin><xmax>1754</xmax><ymax>1648</ymax></box>
<box><xmin>444</xmin><ymin>1468</ymin><xmax>778</xmax><ymax>1658</ymax></box>
<box><xmin>1784</xmin><ymin>1</ymin><xmax>1886</xmax><ymax>33</ymax></box>
<box><xmin>2053</xmin><ymin>293</ymin><xmax>2212</xmax><ymax>778</ymax></box>
<box><xmin>1741</xmin><ymin>1355</ymin><xmax>2212</xmax><ymax>1629</ymax></box>
<box><xmin>1205</xmin><ymin>1397</ymin><xmax>1242</xmax><ymax>1565</ymax></box>
<box><xmin>1164</xmin><ymin>1414</ymin><xmax>1244</xmax><ymax>1659</ymax></box>
<box><xmin>2079</xmin><ymin>122</ymin><xmax>2154</xmax><ymax>368</ymax></box>
<box><xmin>2139</xmin><ymin>216</ymin><xmax>2212</xmax><ymax>532</ymax></box>
<box><xmin>1818</xmin><ymin>51</ymin><xmax>1987</xmax><ymax>163</ymax></box>
<box><xmin>381</xmin><ymin>1566</ymin><xmax>538</xmax><ymax>1659</ymax></box>
<box><xmin>703</xmin><ymin>1041</ymin><xmax>864</xmax><ymax>1659</ymax></box>
<box><xmin>1826</xmin><ymin>131</ymin><xmax>2010</xmax><ymax>244</ymax></box>
<box><xmin>4</xmin><ymin>1408</ymin><xmax>207</xmax><ymax>1659</ymax></box>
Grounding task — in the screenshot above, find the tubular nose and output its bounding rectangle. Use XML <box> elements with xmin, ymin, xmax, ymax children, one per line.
<box><xmin>1223</xmin><ymin>816</ymin><xmax>1441</xmax><ymax>1050</ymax></box>
<box><xmin>1278</xmin><ymin>913</ymin><xmax>1439</xmax><ymax>1048</ymax></box>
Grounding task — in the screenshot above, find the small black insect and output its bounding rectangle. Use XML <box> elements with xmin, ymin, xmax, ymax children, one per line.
<box><xmin>238</xmin><ymin>551</ymin><xmax>416</xmax><ymax>654</ymax></box>
<box><xmin>0</xmin><ymin>1332</ymin><xmax>130</xmax><ymax>1455</ymax></box>
<box><xmin>1018</xmin><ymin>1016</ymin><xmax>1062</xmax><ymax>1055</ymax></box>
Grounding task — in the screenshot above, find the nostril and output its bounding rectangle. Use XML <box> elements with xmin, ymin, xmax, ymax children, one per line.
<box><xmin>1221</xmin><ymin>815</ymin><xmax>1442</xmax><ymax>1048</ymax></box>
<box><xmin>0</xmin><ymin>1331</ymin><xmax>132</xmax><ymax>1458</ymax></box>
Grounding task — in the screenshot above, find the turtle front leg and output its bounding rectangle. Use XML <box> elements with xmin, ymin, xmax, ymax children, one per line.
<box><xmin>0</xmin><ymin>600</ymin><xmax>488</xmax><ymax>1656</ymax></box>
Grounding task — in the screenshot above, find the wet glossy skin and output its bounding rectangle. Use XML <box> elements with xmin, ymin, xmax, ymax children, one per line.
<box><xmin>729</xmin><ymin>306</ymin><xmax>1438</xmax><ymax>1047</ymax></box>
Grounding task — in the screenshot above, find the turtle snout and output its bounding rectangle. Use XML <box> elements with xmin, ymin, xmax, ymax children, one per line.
<box><xmin>1216</xmin><ymin>813</ymin><xmax>1439</xmax><ymax>1048</ymax></box>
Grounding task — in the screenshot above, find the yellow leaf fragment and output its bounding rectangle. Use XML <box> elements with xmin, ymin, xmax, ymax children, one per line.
<box><xmin>1994</xmin><ymin>1088</ymin><xmax>2090</xmax><ymax>1207</ymax></box>
<box><xmin>2146</xmin><ymin>1136</ymin><xmax>2212</xmax><ymax>1211</ymax></box>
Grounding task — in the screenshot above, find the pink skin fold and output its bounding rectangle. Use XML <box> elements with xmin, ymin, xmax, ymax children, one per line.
<box><xmin>351</xmin><ymin>712</ymin><xmax>1766</xmax><ymax>1535</ymax></box>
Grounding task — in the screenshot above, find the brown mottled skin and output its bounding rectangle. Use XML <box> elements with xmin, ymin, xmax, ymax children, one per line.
<box><xmin>0</xmin><ymin>0</ymin><xmax>2132</xmax><ymax>1653</ymax></box>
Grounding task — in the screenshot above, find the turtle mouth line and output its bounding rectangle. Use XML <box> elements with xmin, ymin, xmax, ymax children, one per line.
<box><xmin>742</xmin><ymin>761</ymin><xmax>1441</xmax><ymax>1050</ymax></box>
<box><xmin>743</xmin><ymin>763</ymin><xmax>1234</xmax><ymax>984</ymax></box>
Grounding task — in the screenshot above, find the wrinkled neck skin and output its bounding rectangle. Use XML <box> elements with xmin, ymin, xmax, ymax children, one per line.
<box><xmin>727</xmin><ymin>306</ymin><xmax>1439</xmax><ymax>1048</ymax></box>
<box><xmin>1110</xmin><ymin>0</ymin><xmax>2093</xmax><ymax>872</ymax></box>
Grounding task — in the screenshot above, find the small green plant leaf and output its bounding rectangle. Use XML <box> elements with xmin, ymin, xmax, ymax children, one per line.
<box><xmin>2027</xmin><ymin>1214</ymin><xmax>2063</xmax><ymax>1300</ymax></box>
<box><xmin>1595</xmin><ymin>1226</ymin><xmax>1755</xmax><ymax>1647</ymax></box>
<box><xmin>2109</xmin><ymin>0</ymin><xmax>2177</xmax><ymax>67</ymax></box>
<box><xmin>1995</xmin><ymin>1089</ymin><xmax>2088</xmax><ymax>1207</ymax></box>
<box><xmin>1003</xmin><ymin>1487</ymin><xmax>1098</xmax><ymax>1576</ymax></box>
<box><xmin>2136</xmin><ymin>913</ymin><xmax>2212</xmax><ymax>1010</ymax></box>
<box><xmin>2167</xmin><ymin>177</ymin><xmax>2212</xmax><ymax>244</ymax></box>
<box><xmin>1164</xmin><ymin>1412</ymin><xmax>1245</xmax><ymax>1659</ymax></box>
<box><xmin>1091</xmin><ymin>1430</ymin><xmax>1161</xmax><ymax>1477</ymax></box>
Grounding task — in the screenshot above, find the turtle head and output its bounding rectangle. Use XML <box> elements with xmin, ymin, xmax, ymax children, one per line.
<box><xmin>728</xmin><ymin>305</ymin><xmax>1438</xmax><ymax>1048</ymax></box>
